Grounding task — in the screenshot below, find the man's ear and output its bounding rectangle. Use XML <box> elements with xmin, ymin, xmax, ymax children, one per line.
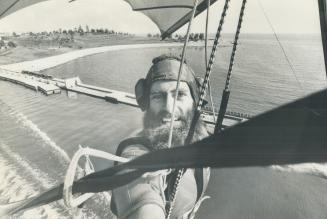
<box><xmin>135</xmin><ymin>79</ymin><xmax>148</xmax><ymax>111</ymax></box>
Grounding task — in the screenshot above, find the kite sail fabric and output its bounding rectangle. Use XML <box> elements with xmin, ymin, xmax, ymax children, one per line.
<box><xmin>123</xmin><ymin>0</ymin><xmax>218</xmax><ymax>38</ymax></box>
<box><xmin>0</xmin><ymin>0</ymin><xmax>218</xmax><ymax>39</ymax></box>
<box><xmin>0</xmin><ymin>0</ymin><xmax>49</xmax><ymax>19</ymax></box>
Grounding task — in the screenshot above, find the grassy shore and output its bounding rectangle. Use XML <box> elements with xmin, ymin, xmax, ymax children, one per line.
<box><xmin>0</xmin><ymin>34</ymin><xmax>165</xmax><ymax>65</ymax></box>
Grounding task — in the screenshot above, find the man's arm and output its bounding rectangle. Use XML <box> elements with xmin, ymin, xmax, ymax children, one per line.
<box><xmin>111</xmin><ymin>144</ymin><xmax>167</xmax><ymax>219</ymax></box>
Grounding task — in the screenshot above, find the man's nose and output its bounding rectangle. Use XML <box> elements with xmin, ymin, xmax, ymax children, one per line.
<box><xmin>163</xmin><ymin>94</ymin><xmax>174</xmax><ymax>113</ymax></box>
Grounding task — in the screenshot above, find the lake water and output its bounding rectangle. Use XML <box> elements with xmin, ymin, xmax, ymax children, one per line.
<box><xmin>0</xmin><ymin>34</ymin><xmax>326</xmax><ymax>218</ymax></box>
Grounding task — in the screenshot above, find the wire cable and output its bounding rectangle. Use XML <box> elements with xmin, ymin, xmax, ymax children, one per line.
<box><xmin>257</xmin><ymin>0</ymin><xmax>304</xmax><ymax>93</ymax></box>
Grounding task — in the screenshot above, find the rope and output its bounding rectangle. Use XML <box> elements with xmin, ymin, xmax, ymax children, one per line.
<box><xmin>197</xmin><ymin>0</ymin><xmax>231</xmax><ymax>111</ymax></box>
<box><xmin>224</xmin><ymin>0</ymin><xmax>247</xmax><ymax>91</ymax></box>
<box><xmin>204</xmin><ymin>0</ymin><xmax>211</xmax><ymax>67</ymax></box>
<box><xmin>166</xmin><ymin>0</ymin><xmax>199</xmax><ymax>217</ymax></box>
<box><xmin>165</xmin><ymin>169</ymin><xmax>184</xmax><ymax>217</ymax></box>
<box><xmin>184</xmin><ymin>0</ymin><xmax>230</xmax><ymax>144</ymax></box>
<box><xmin>214</xmin><ymin>0</ymin><xmax>247</xmax><ymax>133</ymax></box>
<box><xmin>208</xmin><ymin>80</ymin><xmax>216</xmax><ymax>122</ymax></box>
<box><xmin>167</xmin><ymin>0</ymin><xmax>199</xmax><ymax>149</ymax></box>
<box><xmin>167</xmin><ymin>0</ymin><xmax>231</xmax><ymax>217</ymax></box>
<box><xmin>204</xmin><ymin>0</ymin><xmax>217</xmax><ymax>123</ymax></box>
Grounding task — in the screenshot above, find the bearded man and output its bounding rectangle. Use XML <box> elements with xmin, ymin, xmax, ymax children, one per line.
<box><xmin>111</xmin><ymin>55</ymin><xmax>210</xmax><ymax>219</ymax></box>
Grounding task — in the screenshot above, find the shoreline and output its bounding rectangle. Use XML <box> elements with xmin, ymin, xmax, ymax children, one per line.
<box><xmin>0</xmin><ymin>42</ymin><xmax>184</xmax><ymax>73</ymax></box>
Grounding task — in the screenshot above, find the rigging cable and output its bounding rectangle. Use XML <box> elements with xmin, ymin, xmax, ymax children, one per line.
<box><xmin>257</xmin><ymin>0</ymin><xmax>304</xmax><ymax>94</ymax></box>
<box><xmin>168</xmin><ymin>0</ymin><xmax>231</xmax><ymax>218</ymax></box>
<box><xmin>214</xmin><ymin>0</ymin><xmax>248</xmax><ymax>133</ymax></box>
<box><xmin>165</xmin><ymin>0</ymin><xmax>199</xmax><ymax>218</ymax></box>
<box><xmin>204</xmin><ymin>0</ymin><xmax>217</xmax><ymax>123</ymax></box>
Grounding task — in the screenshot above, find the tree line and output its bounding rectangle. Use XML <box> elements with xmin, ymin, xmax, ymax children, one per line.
<box><xmin>12</xmin><ymin>25</ymin><xmax>133</xmax><ymax>38</ymax></box>
<box><xmin>147</xmin><ymin>32</ymin><xmax>206</xmax><ymax>41</ymax></box>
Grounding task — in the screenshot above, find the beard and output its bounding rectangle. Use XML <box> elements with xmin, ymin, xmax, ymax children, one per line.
<box><xmin>142</xmin><ymin>107</ymin><xmax>208</xmax><ymax>150</ymax></box>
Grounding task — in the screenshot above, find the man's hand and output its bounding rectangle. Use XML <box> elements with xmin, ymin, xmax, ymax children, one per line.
<box><xmin>127</xmin><ymin>204</ymin><xmax>165</xmax><ymax>219</ymax></box>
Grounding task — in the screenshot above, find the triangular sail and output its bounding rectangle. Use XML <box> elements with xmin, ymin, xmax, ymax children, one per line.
<box><xmin>123</xmin><ymin>0</ymin><xmax>218</xmax><ymax>39</ymax></box>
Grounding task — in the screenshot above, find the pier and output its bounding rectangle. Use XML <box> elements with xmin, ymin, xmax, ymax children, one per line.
<box><xmin>64</xmin><ymin>77</ymin><xmax>137</xmax><ymax>106</ymax></box>
<box><xmin>0</xmin><ymin>69</ymin><xmax>61</xmax><ymax>95</ymax></box>
<box><xmin>0</xmin><ymin>68</ymin><xmax>137</xmax><ymax>106</ymax></box>
<box><xmin>0</xmin><ymin>68</ymin><xmax>246</xmax><ymax>127</ymax></box>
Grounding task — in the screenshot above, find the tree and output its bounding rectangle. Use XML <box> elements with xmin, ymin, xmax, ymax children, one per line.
<box><xmin>199</xmin><ymin>33</ymin><xmax>204</xmax><ymax>41</ymax></box>
<box><xmin>91</xmin><ymin>29</ymin><xmax>95</xmax><ymax>34</ymax></box>
<box><xmin>147</xmin><ymin>33</ymin><xmax>152</xmax><ymax>37</ymax></box>
<box><xmin>85</xmin><ymin>25</ymin><xmax>90</xmax><ymax>33</ymax></box>
<box><xmin>12</xmin><ymin>32</ymin><xmax>17</xmax><ymax>37</ymax></box>
<box><xmin>189</xmin><ymin>33</ymin><xmax>194</xmax><ymax>41</ymax></box>
<box><xmin>68</xmin><ymin>30</ymin><xmax>74</xmax><ymax>41</ymax></box>
<box><xmin>194</xmin><ymin>33</ymin><xmax>199</xmax><ymax>41</ymax></box>
<box><xmin>78</xmin><ymin>25</ymin><xmax>84</xmax><ymax>35</ymax></box>
<box><xmin>0</xmin><ymin>40</ymin><xmax>5</xmax><ymax>48</ymax></box>
<box><xmin>7</xmin><ymin>41</ymin><xmax>16</xmax><ymax>47</ymax></box>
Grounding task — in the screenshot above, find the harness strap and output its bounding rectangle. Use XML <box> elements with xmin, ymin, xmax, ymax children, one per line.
<box><xmin>194</xmin><ymin>168</ymin><xmax>204</xmax><ymax>201</ymax></box>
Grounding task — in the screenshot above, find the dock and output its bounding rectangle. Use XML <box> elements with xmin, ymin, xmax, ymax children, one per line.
<box><xmin>64</xmin><ymin>77</ymin><xmax>137</xmax><ymax>106</ymax></box>
<box><xmin>0</xmin><ymin>69</ymin><xmax>61</xmax><ymax>95</ymax></box>
<box><xmin>0</xmin><ymin>68</ymin><xmax>248</xmax><ymax>127</ymax></box>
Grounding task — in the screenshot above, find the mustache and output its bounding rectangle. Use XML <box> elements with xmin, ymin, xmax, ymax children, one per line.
<box><xmin>144</xmin><ymin>110</ymin><xmax>191</xmax><ymax>129</ymax></box>
<box><xmin>143</xmin><ymin>121</ymin><xmax>188</xmax><ymax>150</ymax></box>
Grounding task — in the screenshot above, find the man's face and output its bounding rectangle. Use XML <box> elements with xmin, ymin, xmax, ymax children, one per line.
<box><xmin>143</xmin><ymin>80</ymin><xmax>195</xmax><ymax>149</ymax></box>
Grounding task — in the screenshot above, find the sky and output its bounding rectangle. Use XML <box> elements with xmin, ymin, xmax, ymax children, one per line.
<box><xmin>0</xmin><ymin>0</ymin><xmax>322</xmax><ymax>34</ymax></box>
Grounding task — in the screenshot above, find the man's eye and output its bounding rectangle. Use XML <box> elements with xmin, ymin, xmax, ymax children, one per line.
<box><xmin>178</xmin><ymin>92</ymin><xmax>187</xmax><ymax>98</ymax></box>
<box><xmin>151</xmin><ymin>94</ymin><xmax>162</xmax><ymax>100</ymax></box>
